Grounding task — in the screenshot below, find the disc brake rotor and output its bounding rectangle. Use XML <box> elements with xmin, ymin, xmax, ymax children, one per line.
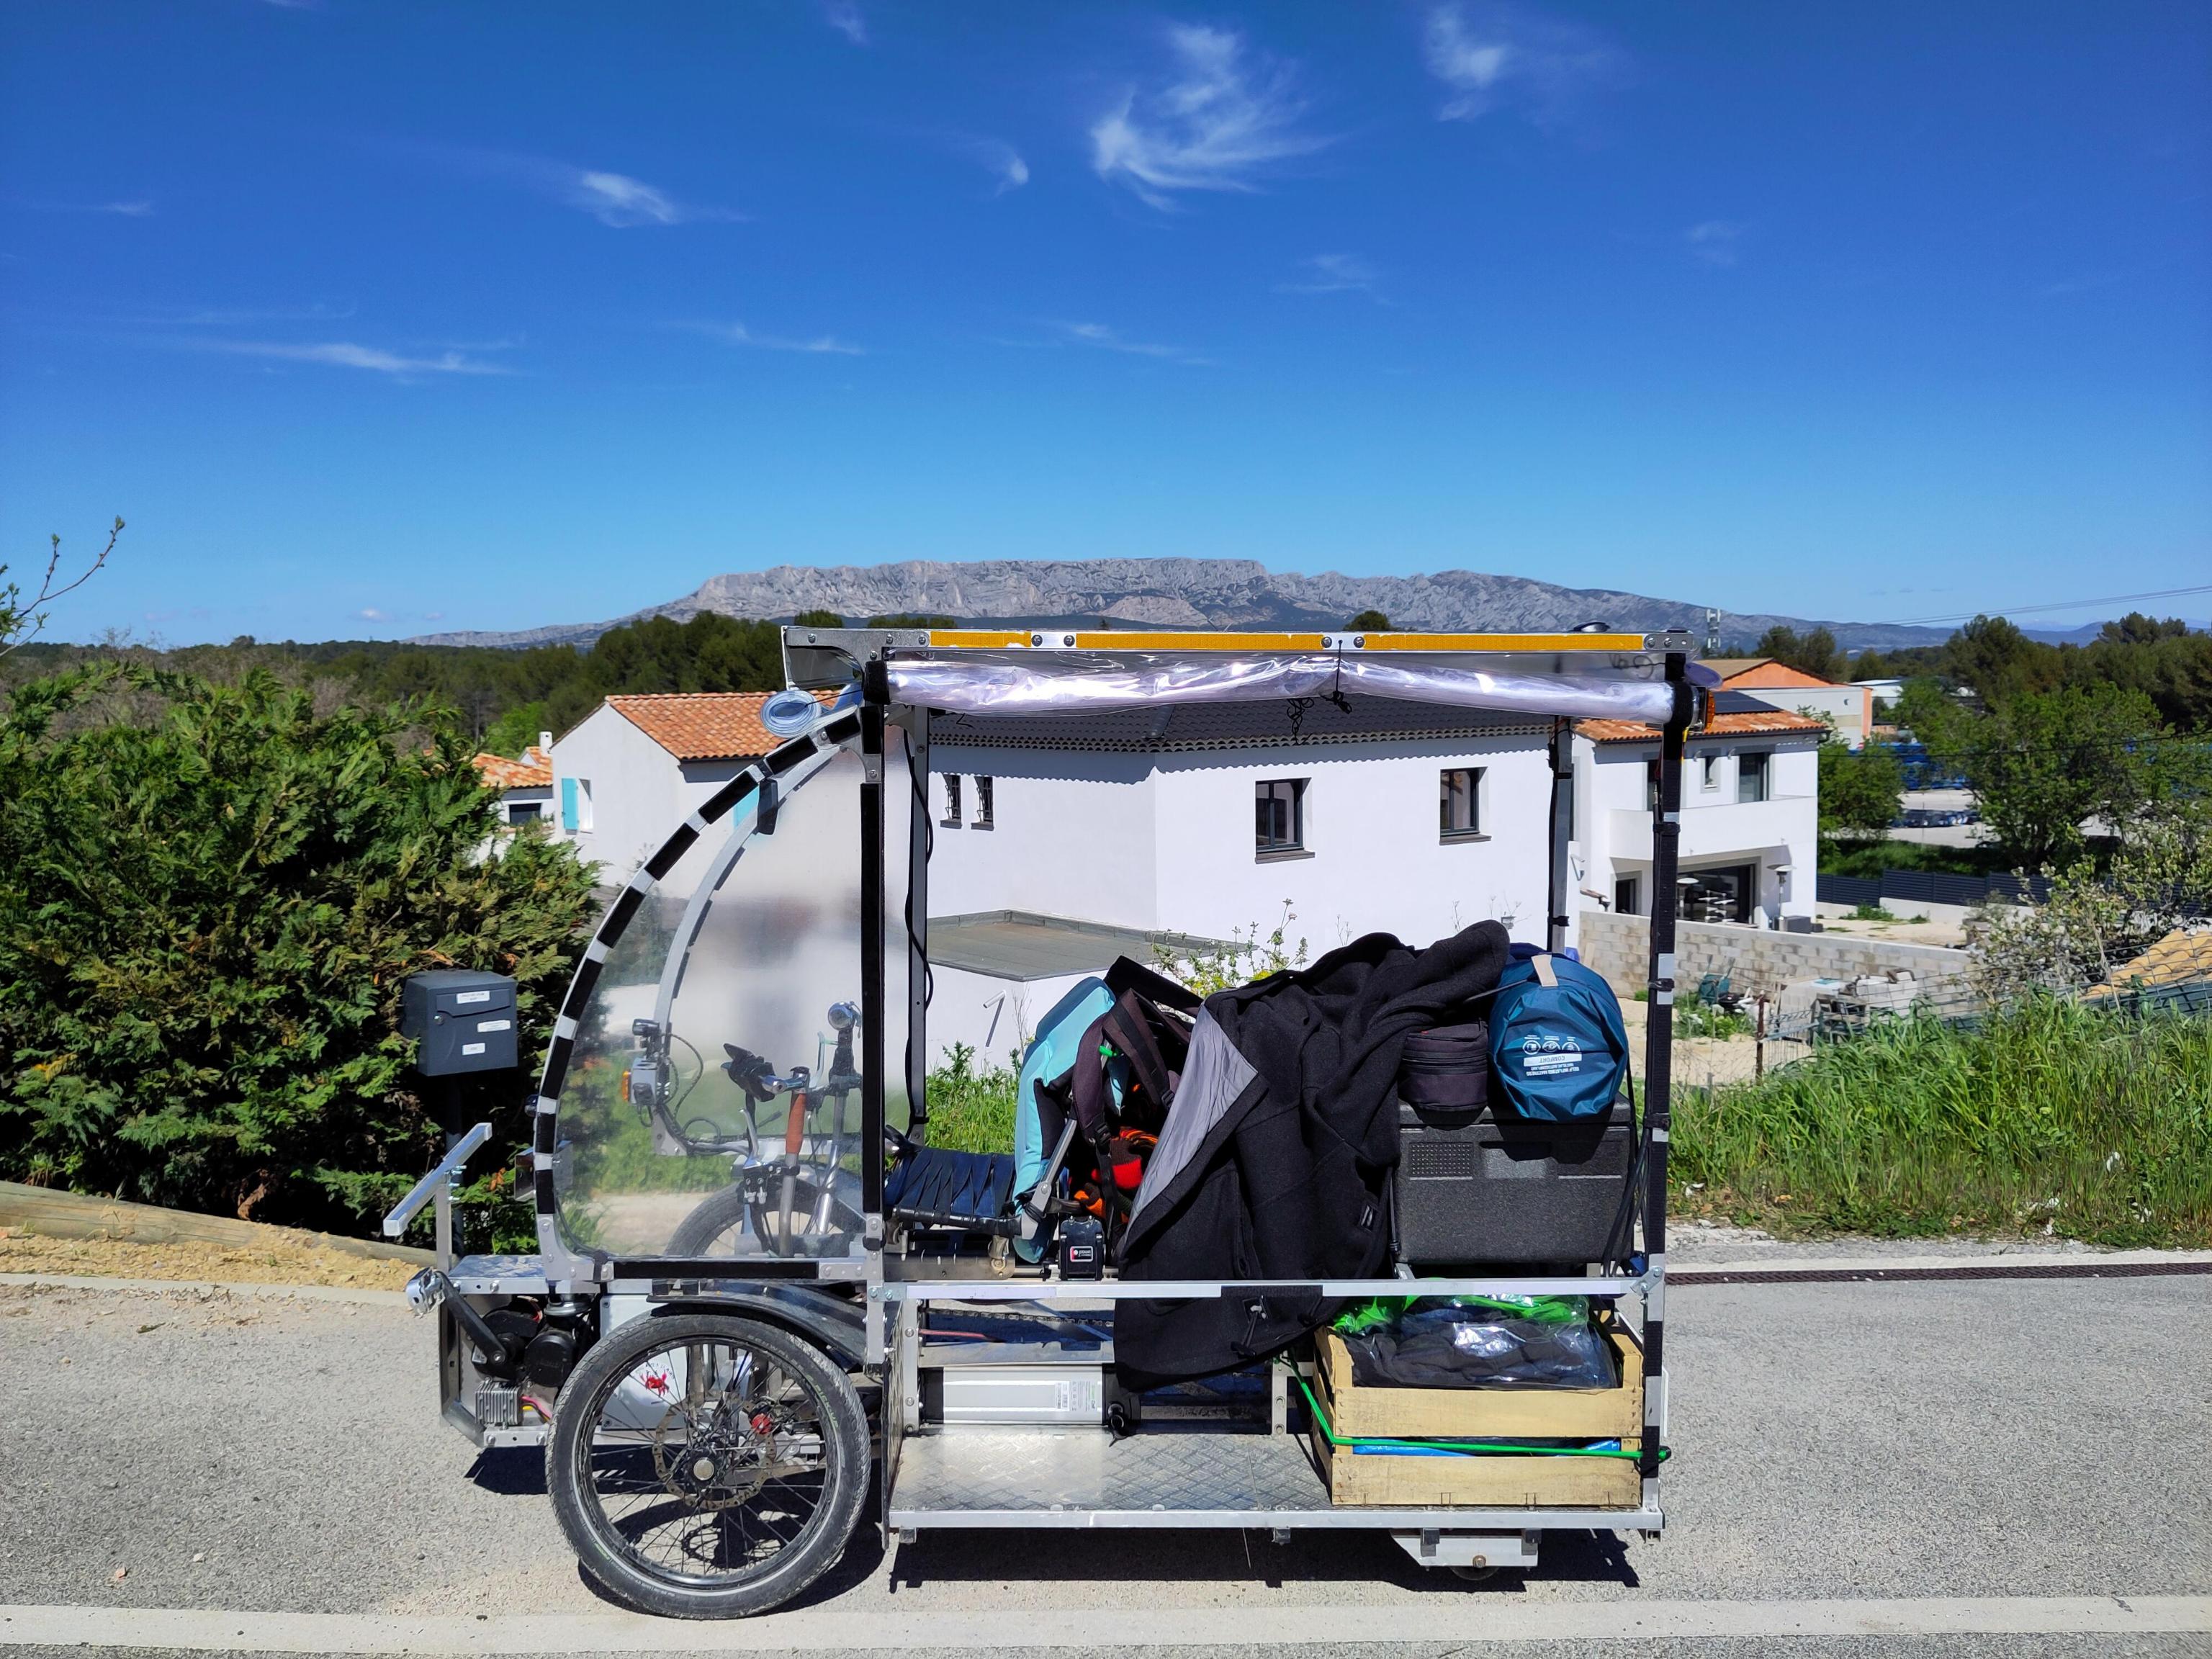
<box><xmin>647</xmin><ymin>1397</ymin><xmax>801</xmax><ymax>1511</ymax></box>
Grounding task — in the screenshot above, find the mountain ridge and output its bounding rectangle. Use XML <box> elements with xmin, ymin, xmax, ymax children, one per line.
<box><xmin>409</xmin><ymin>558</ymin><xmax>1965</xmax><ymax>652</ymax></box>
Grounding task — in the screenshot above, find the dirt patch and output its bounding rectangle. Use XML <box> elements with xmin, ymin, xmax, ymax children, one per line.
<box><xmin>0</xmin><ymin>1230</ymin><xmax>418</xmax><ymax>1290</ymax></box>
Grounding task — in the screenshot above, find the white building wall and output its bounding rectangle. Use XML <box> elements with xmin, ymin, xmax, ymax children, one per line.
<box><xmin>1574</xmin><ymin>734</ymin><xmax>1820</xmax><ymax>927</ymax></box>
<box><xmin>1732</xmin><ymin>683</ymin><xmax>1868</xmax><ymax>747</ymax></box>
<box><xmin>924</xmin><ymin>745</ymin><xmax>1160</xmax><ymax>931</ymax></box>
<box><xmin>547</xmin><ymin>711</ymin><xmax>761</xmax><ymax>890</ymax></box>
<box><xmin>1150</xmin><ymin>736</ymin><xmax>1556</xmax><ymax>956</ymax></box>
<box><xmin>549</xmin><ymin>705</ymin><xmax>686</xmax><ymax>886</ymax></box>
<box><xmin>927</xmin><ymin>964</ymin><xmax>1094</xmax><ymax>1071</ymax></box>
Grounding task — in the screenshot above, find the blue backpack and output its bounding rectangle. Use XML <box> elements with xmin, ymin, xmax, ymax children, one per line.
<box><xmin>1488</xmin><ymin>952</ymin><xmax>1629</xmax><ymax>1122</ymax></box>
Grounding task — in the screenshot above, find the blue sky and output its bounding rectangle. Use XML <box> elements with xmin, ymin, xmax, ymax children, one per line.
<box><xmin>2</xmin><ymin>1</ymin><xmax>2208</xmax><ymax>644</ymax></box>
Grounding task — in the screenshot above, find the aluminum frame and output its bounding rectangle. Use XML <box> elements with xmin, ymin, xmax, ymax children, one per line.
<box><xmin>498</xmin><ymin>629</ymin><xmax>1694</xmax><ymax>1547</ymax></box>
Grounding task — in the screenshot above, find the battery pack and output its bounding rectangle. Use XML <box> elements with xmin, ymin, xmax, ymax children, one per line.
<box><xmin>922</xmin><ymin>1364</ymin><xmax>1107</xmax><ymax>1425</ymax></box>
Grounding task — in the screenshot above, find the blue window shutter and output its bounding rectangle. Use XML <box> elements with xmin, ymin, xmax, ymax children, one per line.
<box><xmin>559</xmin><ymin>776</ymin><xmax>579</xmax><ymax>832</ymax></box>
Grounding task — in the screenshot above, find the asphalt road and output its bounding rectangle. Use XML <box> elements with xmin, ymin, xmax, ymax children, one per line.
<box><xmin>2</xmin><ymin>1272</ymin><xmax>2208</xmax><ymax>1657</ymax></box>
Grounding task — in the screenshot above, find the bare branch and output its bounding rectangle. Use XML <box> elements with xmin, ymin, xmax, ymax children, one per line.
<box><xmin>0</xmin><ymin>516</ymin><xmax>124</xmax><ymax>658</ymax></box>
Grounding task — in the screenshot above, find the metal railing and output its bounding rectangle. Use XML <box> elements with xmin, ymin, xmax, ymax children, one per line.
<box><xmin>382</xmin><ymin>1121</ymin><xmax>492</xmax><ymax>1267</ymax></box>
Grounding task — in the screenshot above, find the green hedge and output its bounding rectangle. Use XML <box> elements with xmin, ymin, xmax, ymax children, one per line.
<box><xmin>0</xmin><ymin>667</ymin><xmax>596</xmax><ymax>1235</ymax></box>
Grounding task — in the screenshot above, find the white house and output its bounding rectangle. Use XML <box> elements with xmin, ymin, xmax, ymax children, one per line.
<box><xmin>1703</xmin><ymin>657</ymin><xmax>1870</xmax><ymax>747</ymax></box>
<box><xmin>544</xmin><ymin>686</ymin><xmax>1822</xmax><ymax>1064</ymax></box>
<box><xmin>549</xmin><ymin>693</ymin><xmax>804</xmax><ymax>885</ymax></box>
<box><xmin>472</xmin><ymin>739</ymin><xmax>554</xmax><ymax>828</ymax></box>
<box><xmin>1570</xmin><ymin>694</ymin><xmax>1825</xmax><ymax>930</ymax></box>
<box><xmin>920</xmin><ymin>698</ymin><xmax>1559</xmax><ymax>1063</ymax></box>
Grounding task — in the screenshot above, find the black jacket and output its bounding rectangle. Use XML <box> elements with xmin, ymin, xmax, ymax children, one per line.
<box><xmin>1113</xmin><ymin>922</ymin><xmax>1510</xmax><ymax>1388</ymax></box>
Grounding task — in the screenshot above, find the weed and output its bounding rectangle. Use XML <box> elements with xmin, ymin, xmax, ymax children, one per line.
<box><xmin>1672</xmin><ymin>998</ymin><xmax>2212</xmax><ymax>1247</ymax></box>
<box><xmin>922</xmin><ymin>1041</ymin><xmax>1020</xmax><ymax>1154</ymax></box>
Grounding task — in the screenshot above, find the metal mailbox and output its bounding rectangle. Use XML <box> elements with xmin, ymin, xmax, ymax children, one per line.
<box><xmin>400</xmin><ymin>971</ymin><xmax>518</xmax><ymax>1076</ymax></box>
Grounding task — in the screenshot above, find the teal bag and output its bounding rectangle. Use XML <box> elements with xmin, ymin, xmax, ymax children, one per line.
<box><xmin>1488</xmin><ymin>953</ymin><xmax>1629</xmax><ymax>1122</ymax></box>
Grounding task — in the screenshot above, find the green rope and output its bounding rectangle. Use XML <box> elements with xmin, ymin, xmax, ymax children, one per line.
<box><xmin>1293</xmin><ymin>1368</ymin><xmax>1670</xmax><ymax>1464</ymax></box>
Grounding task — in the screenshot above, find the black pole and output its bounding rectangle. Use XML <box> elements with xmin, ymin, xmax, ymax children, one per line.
<box><xmin>905</xmin><ymin>708</ymin><xmax>932</xmax><ymax>1130</ymax></box>
<box><xmin>1639</xmin><ymin>652</ymin><xmax>1691</xmax><ymax>1482</ymax></box>
<box><xmin>860</xmin><ymin>681</ymin><xmax>887</xmax><ymax>1223</ymax></box>
<box><xmin>1546</xmin><ymin>717</ymin><xmax>1573</xmax><ymax>954</ymax></box>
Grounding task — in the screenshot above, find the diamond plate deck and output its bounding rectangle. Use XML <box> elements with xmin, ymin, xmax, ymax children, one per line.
<box><xmin>886</xmin><ymin>1425</ymin><xmax>1667</xmax><ymax>1532</ymax></box>
<box><xmin>891</xmin><ymin>1426</ymin><xmax>1328</xmax><ymax>1516</ymax></box>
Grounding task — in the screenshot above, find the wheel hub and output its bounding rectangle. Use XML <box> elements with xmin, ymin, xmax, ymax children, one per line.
<box><xmin>650</xmin><ymin>1410</ymin><xmax>773</xmax><ymax>1510</ymax></box>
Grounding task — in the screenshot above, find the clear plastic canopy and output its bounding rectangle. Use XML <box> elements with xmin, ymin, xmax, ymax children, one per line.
<box><xmin>884</xmin><ymin>651</ymin><xmax>1689</xmax><ymax>723</ymax></box>
<box><xmin>551</xmin><ymin>736</ymin><xmax>908</xmax><ymax>1263</ymax></box>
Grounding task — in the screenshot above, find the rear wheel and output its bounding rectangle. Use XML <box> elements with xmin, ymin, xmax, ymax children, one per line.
<box><xmin>547</xmin><ymin>1312</ymin><xmax>868</xmax><ymax>1618</ymax></box>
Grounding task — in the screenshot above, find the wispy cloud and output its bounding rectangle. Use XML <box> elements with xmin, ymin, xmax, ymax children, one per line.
<box><xmin>397</xmin><ymin>142</ymin><xmax>741</xmax><ymax>228</ymax></box>
<box><xmin>357</xmin><ymin>607</ymin><xmax>389</xmax><ymax>622</ymax></box>
<box><xmin>565</xmin><ymin>168</ymin><xmax>735</xmax><ymax>227</ymax></box>
<box><xmin>1056</xmin><ymin>321</ymin><xmax>1215</xmax><ymax>365</ymax></box>
<box><xmin>13</xmin><ymin>197</ymin><xmax>154</xmax><ymax>216</ymax></box>
<box><xmin>1422</xmin><ymin>2</ymin><xmax>1623</xmax><ymax>126</ymax></box>
<box><xmin>1684</xmin><ymin>220</ymin><xmax>1745</xmax><ymax>266</ymax></box>
<box><xmin>822</xmin><ymin>0</ymin><xmax>867</xmax><ymax>44</ymax></box>
<box><xmin>1091</xmin><ymin>24</ymin><xmax>1331</xmax><ymax>209</ymax></box>
<box><xmin>973</xmin><ymin>138</ymin><xmax>1030</xmax><ymax>195</ymax></box>
<box><xmin>684</xmin><ymin>320</ymin><xmax>865</xmax><ymax>356</ymax></box>
<box><xmin>194</xmin><ymin>340</ymin><xmax>513</xmax><ymax>377</ymax></box>
<box><xmin>1277</xmin><ymin>253</ymin><xmax>1382</xmax><ymax>299</ymax></box>
<box><xmin>148</xmin><ymin>300</ymin><xmax>359</xmax><ymax>328</ymax></box>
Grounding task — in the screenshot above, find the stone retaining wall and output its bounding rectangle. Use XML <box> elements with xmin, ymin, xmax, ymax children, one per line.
<box><xmin>1578</xmin><ymin>909</ymin><xmax>1971</xmax><ymax>994</ymax></box>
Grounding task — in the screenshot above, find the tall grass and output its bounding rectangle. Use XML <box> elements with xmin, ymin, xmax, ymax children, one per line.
<box><xmin>922</xmin><ymin>1043</ymin><xmax>1020</xmax><ymax>1154</ymax></box>
<box><xmin>1673</xmin><ymin>999</ymin><xmax>2212</xmax><ymax>1247</ymax></box>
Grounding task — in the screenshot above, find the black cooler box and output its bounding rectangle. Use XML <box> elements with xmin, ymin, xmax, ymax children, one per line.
<box><xmin>1393</xmin><ymin>1020</ymin><xmax>1635</xmax><ymax>1265</ymax></box>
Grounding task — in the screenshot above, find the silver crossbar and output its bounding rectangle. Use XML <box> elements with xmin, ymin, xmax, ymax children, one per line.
<box><xmin>382</xmin><ymin>1121</ymin><xmax>493</xmax><ymax>1238</ymax></box>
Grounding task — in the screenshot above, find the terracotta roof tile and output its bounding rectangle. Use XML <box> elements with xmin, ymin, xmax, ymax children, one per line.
<box><xmin>1577</xmin><ymin>709</ymin><xmax>1830</xmax><ymax>745</ymax></box>
<box><xmin>472</xmin><ymin>745</ymin><xmax>552</xmax><ymax>789</ymax></box>
<box><xmin>2083</xmin><ymin>927</ymin><xmax>2212</xmax><ymax>1000</ymax></box>
<box><xmin>606</xmin><ymin>691</ymin><xmax>832</xmax><ymax>762</ymax></box>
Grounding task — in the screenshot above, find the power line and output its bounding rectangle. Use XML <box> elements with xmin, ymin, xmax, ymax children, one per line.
<box><xmin>1870</xmin><ymin>584</ymin><xmax>2212</xmax><ymax>629</ymax></box>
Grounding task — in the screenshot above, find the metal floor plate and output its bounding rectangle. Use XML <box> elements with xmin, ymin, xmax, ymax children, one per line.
<box><xmin>892</xmin><ymin>1425</ymin><xmax>1326</xmax><ymax>1516</ymax></box>
<box><xmin>886</xmin><ymin>1426</ymin><xmax>1665</xmax><ymax>1532</ymax></box>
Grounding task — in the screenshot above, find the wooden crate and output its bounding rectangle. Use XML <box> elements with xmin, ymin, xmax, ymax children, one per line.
<box><xmin>1307</xmin><ymin>1318</ymin><xmax>1644</xmax><ymax>1508</ymax></box>
<box><xmin>1307</xmin><ymin>1414</ymin><xmax>1642</xmax><ymax>1507</ymax></box>
<box><xmin>1315</xmin><ymin>1318</ymin><xmax>1642</xmax><ymax>1442</ymax></box>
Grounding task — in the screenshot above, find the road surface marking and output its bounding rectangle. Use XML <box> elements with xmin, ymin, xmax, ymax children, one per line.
<box><xmin>3</xmin><ymin>1596</ymin><xmax>2206</xmax><ymax>1651</ymax></box>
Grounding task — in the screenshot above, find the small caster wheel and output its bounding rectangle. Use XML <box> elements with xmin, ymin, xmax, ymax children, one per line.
<box><xmin>1449</xmin><ymin>1564</ymin><xmax>1500</xmax><ymax>1585</ymax></box>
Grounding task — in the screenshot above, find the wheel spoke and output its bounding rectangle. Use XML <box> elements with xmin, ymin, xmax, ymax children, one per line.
<box><xmin>577</xmin><ymin>1331</ymin><xmax>837</xmax><ymax>1589</ymax></box>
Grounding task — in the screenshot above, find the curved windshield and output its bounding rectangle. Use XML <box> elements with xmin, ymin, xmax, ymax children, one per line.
<box><xmin>553</xmin><ymin>737</ymin><xmax>908</xmax><ymax>1262</ymax></box>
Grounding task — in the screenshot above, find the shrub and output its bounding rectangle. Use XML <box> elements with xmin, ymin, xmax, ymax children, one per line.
<box><xmin>0</xmin><ymin>667</ymin><xmax>596</xmax><ymax>1233</ymax></box>
<box><xmin>1673</xmin><ymin>999</ymin><xmax>2212</xmax><ymax>1247</ymax></box>
<box><xmin>1158</xmin><ymin>904</ymin><xmax>1309</xmax><ymax>997</ymax></box>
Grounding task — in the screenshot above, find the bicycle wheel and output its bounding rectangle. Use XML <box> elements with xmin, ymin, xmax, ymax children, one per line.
<box><xmin>547</xmin><ymin>1312</ymin><xmax>868</xmax><ymax>1618</ymax></box>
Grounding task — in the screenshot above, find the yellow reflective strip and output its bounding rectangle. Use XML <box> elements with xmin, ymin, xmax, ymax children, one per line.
<box><xmin>1069</xmin><ymin>630</ymin><xmax>1329</xmax><ymax>651</ymax></box>
<box><xmin>1356</xmin><ymin>632</ymin><xmax>1650</xmax><ymax>652</ymax></box>
<box><xmin>927</xmin><ymin>629</ymin><xmax>1035</xmax><ymax>648</ymax></box>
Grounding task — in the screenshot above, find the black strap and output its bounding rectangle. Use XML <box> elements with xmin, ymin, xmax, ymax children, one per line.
<box><xmin>1105</xmin><ymin>955</ymin><xmax>1202</xmax><ymax>1012</ymax></box>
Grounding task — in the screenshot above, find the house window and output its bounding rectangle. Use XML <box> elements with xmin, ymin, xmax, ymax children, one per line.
<box><xmin>1255</xmin><ymin>778</ymin><xmax>1307</xmax><ymax>857</ymax></box>
<box><xmin>1737</xmin><ymin>751</ymin><xmax>1771</xmax><ymax>804</ymax></box>
<box><xmin>1699</xmin><ymin>755</ymin><xmax>1722</xmax><ymax>793</ymax></box>
<box><xmin>505</xmin><ymin>800</ymin><xmax>544</xmax><ymax>826</ymax></box>
<box><xmin>974</xmin><ymin>775</ymin><xmax>994</xmax><ymax>830</ymax></box>
<box><xmin>1614</xmin><ymin>875</ymin><xmax>1640</xmax><ymax>916</ymax></box>
<box><xmin>1645</xmin><ymin>756</ymin><xmax>1662</xmax><ymax>811</ymax></box>
<box><xmin>1683</xmin><ymin>863</ymin><xmax>1757</xmax><ymax>925</ymax></box>
<box><xmin>940</xmin><ymin>774</ymin><xmax>962</xmax><ymax>828</ymax></box>
<box><xmin>559</xmin><ymin>777</ymin><xmax>593</xmax><ymax>832</ymax></box>
<box><xmin>1439</xmin><ymin>768</ymin><xmax>1484</xmax><ymax>840</ymax></box>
